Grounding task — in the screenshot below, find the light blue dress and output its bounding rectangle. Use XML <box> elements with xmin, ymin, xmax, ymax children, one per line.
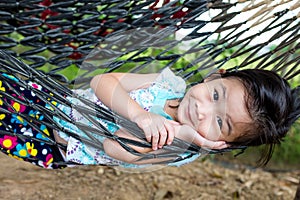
<box><xmin>54</xmin><ymin>68</ymin><xmax>200</xmax><ymax>167</ymax></box>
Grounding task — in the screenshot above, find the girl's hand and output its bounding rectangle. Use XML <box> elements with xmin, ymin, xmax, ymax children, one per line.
<box><xmin>174</xmin><ymin>125</ymin><xmax>228</xmax><ymax>149</ymax></box>
<box><xmin>133</xmin><ymin>112</ymin><xmax>179</xmax><ymax>150</ymax></box>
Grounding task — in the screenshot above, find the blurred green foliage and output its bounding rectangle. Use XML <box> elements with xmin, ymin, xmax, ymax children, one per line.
<box><xmin>6</xmin><ymin>31</ymin><xmax>300</xmax><ymax>169</ymax></box>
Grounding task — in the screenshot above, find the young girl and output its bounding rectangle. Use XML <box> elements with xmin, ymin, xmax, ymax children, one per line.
<box><xmin>87</xmin><ymin>67</ymin><xmax>299</xmax><ymax>166</ymax></box>
<box><xmin>0</xmin><ymin>66</ymin><xmax>298</xmax><ymax>169</ymax></box>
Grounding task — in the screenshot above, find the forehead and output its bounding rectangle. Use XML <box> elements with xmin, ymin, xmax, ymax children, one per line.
<box><xmin>222</xmin><ymin>78</ymin><xmax>252</xmax><ymax>135</ymax></box>
<box><xmin>205</xmin><ymin>77</ymin><xmax>253</xmax><ymax>136</ymax></box>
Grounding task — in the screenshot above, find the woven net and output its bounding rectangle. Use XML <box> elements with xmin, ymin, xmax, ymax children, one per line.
<box><xmin>0</xmin><ymin>0</ymin><xmax>299</xmax><ymax>168</ymax></box>
<box><xmin>0</xmin><ymin>0</ymin><xmax>299</xmax><ymax>83</ymax></box>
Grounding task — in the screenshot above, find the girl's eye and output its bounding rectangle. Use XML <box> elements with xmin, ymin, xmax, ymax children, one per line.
<box><xmin>217</xmin><ymin>116</ymin><xmax>223</xmax><ymax>129</ymax></box>
<box><xmin>213</xmin><ymin>89</ymin><xmax>219</xmax><ymax>101</ymax></box>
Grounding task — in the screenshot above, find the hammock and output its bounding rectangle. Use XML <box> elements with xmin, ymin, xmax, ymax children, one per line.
<box><xmin>296</xmin><ymin>183</ymin><xmax>300</xmax><ymax>200</ymax></box>
<box><xmin>0</xmin><ymin>0</ymin><xmax>299</xmax><ymax>169</ymax></box>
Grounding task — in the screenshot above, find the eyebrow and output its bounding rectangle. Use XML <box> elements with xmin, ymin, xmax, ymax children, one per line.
<box><xmin>226</xmin><ymin>114</ymin><xmax>232</xmax><ymax>136</ymax></box>
<box><xmin>221</xmin><ymin>83</ymin><xmax>226</xmax><ymax>100</ymax></box>
<box><xmin>220</xmin><ymin>83</ymin><xmax>232</xmax><ymax>136</ymax></box>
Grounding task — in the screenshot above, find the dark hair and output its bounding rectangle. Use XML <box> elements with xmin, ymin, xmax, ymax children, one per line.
<box><xmin>220</xmin><ymin>69</ymin><xmax>300</xmax><ymax>166</ymax></box>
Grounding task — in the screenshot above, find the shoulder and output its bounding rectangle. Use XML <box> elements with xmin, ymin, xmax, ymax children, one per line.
<box><xmin>155</xmin><ymin>68</ymin><xmax>186</xmax><ymax>94</ymax></box>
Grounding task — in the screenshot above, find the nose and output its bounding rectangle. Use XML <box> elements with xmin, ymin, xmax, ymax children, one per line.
<box><xmin>195</xmin><ymin>101</ymin><xmax>214</xmax><ymax>120</ymax></box>
<box><xmin>197</xmin><ymin>112</ymin><xmax>205</xmax><ymax>120</ymax></box>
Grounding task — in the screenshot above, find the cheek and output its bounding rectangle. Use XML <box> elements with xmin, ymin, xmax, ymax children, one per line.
<box><xmin>190</xmin><ymin>85</ymin><xmax>210</xmax><ymax>103</ymax></box>
<box><xmin>177</xmin><ymin>101</ymin><xmax>186</xmax><ymax>123</ymax></box>
<box><xmin>197</xmin><ymin>130</ymin><xmax>220</xmax><ymax>141</ymax></box>
<box><xmin>196</xmin><ymin>121</ymin><xmax>223</xmax><ymax>141</ymax></box>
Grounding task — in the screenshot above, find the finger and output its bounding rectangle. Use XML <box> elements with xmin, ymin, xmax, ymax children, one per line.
<box><xmin>151</xmin><ymin>131</ymin><xmax>159</xmax><ymax>150</ymax></box>
<box><xmin>164</xmin><ymin>122</ymin><xmax>175</xmax><ymax>145</ymax></box>
<box><xmin>169</xmin><ymin>120</ymin><xmax>180</xmax><ymax>125</ymax></box>
<box><xmin>202</xmin><ymin>140</ymin><xmax>227</xmax><ymax>149</ymax></box>
<box><xmin>192</xmin><ymin>134</ymin><xmax>225</xmax><ymax>149</ymax></box>
<box><xmin>158</xmin><ymin>127</ymin><xmax>168</xmax><ymax>148</ymax></box>
<box><xmin>213</xmin><ymin>141</ymin><xmax>229</xmax><ymax>149</ymax></box>
<box><xmin>210</xmin><ymin>141</ymin><xmax>227</xmax><ymax>149</ymax></box>
<box><xmin>143</xmin><ymin>127</ymin><xmax>152</xmax><ymax>142</ymax></box>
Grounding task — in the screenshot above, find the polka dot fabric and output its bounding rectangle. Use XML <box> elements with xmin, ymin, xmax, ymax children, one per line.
<box><xmin>0</xmin><ymin>74</ymin><xmax>65</xmax><ymax>169</ymax></box>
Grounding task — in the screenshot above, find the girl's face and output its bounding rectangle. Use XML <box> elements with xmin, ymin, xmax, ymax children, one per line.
<box><xmin>177</xmin><ymin>77</ymin><xmax>252</xmax><ymax>142</ymax></box>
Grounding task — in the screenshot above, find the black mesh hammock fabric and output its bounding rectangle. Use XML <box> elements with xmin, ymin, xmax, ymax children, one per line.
<box><xmin>0</xmin><ymin>0</ymin><xmax>299</xmax><ymax>169</ymax></box>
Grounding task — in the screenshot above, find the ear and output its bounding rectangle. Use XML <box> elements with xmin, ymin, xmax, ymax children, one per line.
<box><xmin>204</xmin><ymin>69</ymin><xmax>226</xmax><ymax>83</ymax></box>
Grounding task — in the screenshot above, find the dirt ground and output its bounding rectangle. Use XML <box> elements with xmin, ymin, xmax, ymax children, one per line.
<box><xmin>0</xmin><ymin>153</ymin><xmax>298</xmax><ymax>200</ymax></box>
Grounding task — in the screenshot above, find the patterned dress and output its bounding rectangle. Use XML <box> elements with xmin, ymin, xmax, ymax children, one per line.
<box><xmin>54</xmin><ymin>68</ymin><xmax>200</xmax><ymax>168</ymax></box>
<box><xmin>0</xmin><ymin>73</ymin><xmax>65</xmax><ymax>169</ymax></box>
<box><xmin>0</xmin><ymin>68</ymin><xmax>201</xmax><ymax>169</ymax></box>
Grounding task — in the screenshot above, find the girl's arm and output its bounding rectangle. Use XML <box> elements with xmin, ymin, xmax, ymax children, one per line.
<box><xmin>103</xmin><ymin>129</ymin><xmax>161</xmax><ymax>165</ymax></box>
<box><xmin>90</xmin><ymin>73</ymin><xmax>158</xmax><ymax>121</ymax></box>
<box><xmin>103</xmin><ymin>125</ymin><xmax>228</xmax><ymax>164</ymax></box>
<box><xmin>90</xmin><ymin>73</ymin><xmax>178</xmax><ymax>150</ymax></box>
<box><xmin>103</xmin><ymin>129</ymin><xmax>184</xmax><ymax>165</ymax></box>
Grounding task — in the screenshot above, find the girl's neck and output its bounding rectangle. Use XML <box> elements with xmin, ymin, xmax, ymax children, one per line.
<box><xmin>164</xmin><ymin>99</ymin><xmax>180</xmax><ymax>121</ymax></box>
